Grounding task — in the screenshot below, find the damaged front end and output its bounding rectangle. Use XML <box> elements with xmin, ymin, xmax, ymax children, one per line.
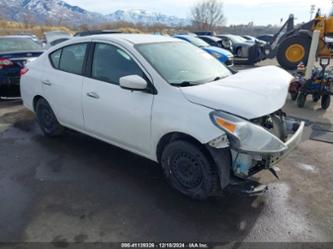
<box><xmin>208</xmin><ymin>110</ymin><xmax>304</xmax><ymax>194</ymax></box>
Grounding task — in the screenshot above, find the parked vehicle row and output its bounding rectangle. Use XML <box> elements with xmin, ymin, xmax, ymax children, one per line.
<box><xmin>173</xmin><ymin>35</ymin><xmax>234</xmax><ymax>68</ymax></box>
<box><xmin>177</xmin><ymin>33</ymin><xmax>269</xmax><ymax>65</ymax></box>
<box><xmin>20</xmin><ymin>34</ymin><xmax>304</xmax><ymax>200</ymax></box>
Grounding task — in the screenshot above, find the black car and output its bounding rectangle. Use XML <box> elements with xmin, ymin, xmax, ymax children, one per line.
<box><xmin>0</xmin><ymin>36</ymin><xmax>44</xmax><ymax>98</ymax></box>
<box><xmin>217</xmin><ymin>34</ymin><xmax>266</xmax><ymax>64</ymax></box>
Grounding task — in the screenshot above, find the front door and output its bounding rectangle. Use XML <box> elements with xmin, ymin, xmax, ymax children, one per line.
<box><xmin>82</xmin><ymin>43</ymin><xmax>154</xmax><ymax>155</ymax></box>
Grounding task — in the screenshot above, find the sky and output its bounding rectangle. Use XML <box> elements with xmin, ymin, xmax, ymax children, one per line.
<box><xmin>65</xmin><ymin>0</ymin><xmax>332</xmax><ymax>25</ymax></box>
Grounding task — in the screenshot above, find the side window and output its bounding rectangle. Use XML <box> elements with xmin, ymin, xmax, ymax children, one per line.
<box><xmin>50</xmin><ymin>49</ymin><xmax>62</xmax><ymax>69</ymax></box>
<box><xmin>91</xmin><ymin>43</ymin><xmax>143</xmax><ymax>85</ymax></box>
<box><xmin>59</xmin><ymin>43</ymin><xmax>87</xmax><ymax>75</ymax></box>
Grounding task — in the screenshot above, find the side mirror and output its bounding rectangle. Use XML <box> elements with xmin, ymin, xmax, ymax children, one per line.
<box><xmin>119</xmin><ymin>75</ymin><xmax>148</xmax><ymax>91</ymax></box>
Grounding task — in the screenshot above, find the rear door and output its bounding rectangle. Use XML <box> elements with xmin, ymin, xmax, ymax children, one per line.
<box><xmin>82</xmin><ymin>42</ymin><xmax>154</xmax><ymax>155</ymax></box>
<box><xmin>42</xmin><ymin>43</ymin><xmax>89</xmax><ymax>130</ymax></box>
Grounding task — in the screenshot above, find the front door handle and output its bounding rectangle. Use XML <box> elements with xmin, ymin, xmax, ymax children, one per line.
<box><xmin>86</xmin><ymin>92</ymin><xmax>100</xmax><ymax>99</ymax></box>
<box><xmin>42</xmin><ymin>80</ymin><xmax>52</xmax><ymax>86</ymax></box>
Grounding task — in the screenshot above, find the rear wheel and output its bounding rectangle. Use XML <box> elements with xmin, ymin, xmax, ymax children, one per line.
<box><xmin>321</xmin><ymin>95</ymin><xmax>331</xmax><ymax>110</ymax></box>
<box><xmin>161</xmin><ymin>140</ymin><xmax>219</xmax><ymax>200</ymax></box>
<box><xmin>35</xmin><ymin>98</ymin><xmax>64</xmax><ymax>137</ymax></box>
<box><xmin>297</xmin><ymin>93</ymin><xmax>306</xmax><ymax>108</ymax></box>
<box><xmin>277</xmin><ymin>35</ymin><xmax>311</xmax><ymax>70</ymax></box>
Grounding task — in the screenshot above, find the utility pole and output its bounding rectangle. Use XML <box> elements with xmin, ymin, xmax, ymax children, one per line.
<box><xmin>310</xmin><ymin>4</ymin><xmax>315</xmax><ymax>20</ymax></box>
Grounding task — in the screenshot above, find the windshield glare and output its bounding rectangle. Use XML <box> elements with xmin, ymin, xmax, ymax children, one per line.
<box><xmin>136</xmin><ymin>41</ymin><xmax>231</xmax><ymax>86</ymax></box>
<box><xmin>0</xmin><ymin>38</ymin><xmax>41</xmax><ymax>52</ymax></box>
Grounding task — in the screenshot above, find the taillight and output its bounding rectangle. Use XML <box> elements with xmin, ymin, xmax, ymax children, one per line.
<box><xmin>0</xmin><ymin>58</ymin><xmax>14</xmax><ymax>68</ymax></box>
<box><xmin>20</xmin><ymin>67</ymin><xmax>29</xmax><ymax>76</ymax></box>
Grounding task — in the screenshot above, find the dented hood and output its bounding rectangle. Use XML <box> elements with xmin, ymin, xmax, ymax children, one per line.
<box><xmin>181</xmin><ymin>66</ymin><xmax>293</xmax><ymax>119</ymax></box>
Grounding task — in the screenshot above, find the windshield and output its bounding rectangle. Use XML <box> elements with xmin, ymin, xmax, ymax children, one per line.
<box><xmin>0</xmin><ymin>38</ymin><xmax>42</xmax><ymax>52</ymax></box>
<box><xmin>136</xmin><ymin>42</ymin><xmax>231</xmax><ymax>86</ymax></box>
<box><xmin>183</xmin><ymin>36</ymin><xmax>209</xmax><ymax>47</ymax></box>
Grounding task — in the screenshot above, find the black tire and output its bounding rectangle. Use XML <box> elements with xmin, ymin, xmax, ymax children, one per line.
<box><xmin>297</xmin><ymin>93</ymin><xmax>306</xmax><ymax>108</ymax></box>
<box><xmin>321</xmin><ymin>95</ymin><xmax>331</xmax><ymax>110</ymax></box>
<box><xmin>161</xmin><ymin>140</ymin><xmax>219</xmax><ymax>200</ymax></box>
<box><xmin>35</xmin><ymin>98</ymin><xmax>64</xmax><ymax>137</ymax></box>
<box><xmin>236</xmin><ymin>47</ymin><xmax>242</xmax><ymax>57</ymax></box>
<box><xmin>276</xmin><ymin>35</ymin><xmax>311</xmax><ymax>70</ymax></box>
<box><xmin>312</xmin><ymin>94</ymin><xmax>321</xmax><ymax>102</ymax></box>
<box><xmin>290</xmin><ymin>92</ymin><xmax>298</xmax><ymax>101</ymax></box>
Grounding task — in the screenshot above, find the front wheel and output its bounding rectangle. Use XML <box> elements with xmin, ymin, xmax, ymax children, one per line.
<box><xmin>297</xmin><ymin>93</ymin><xmax>306</xmax><ymax>108</ymax></box>
<box><xmin>236</xmin><ymin>47</ymin><xmax>242</xmax><ymax>57</ymax></box>
<box><xmin>321</xmin><ymin>95</ymin><xmax>331</xmax><ymax>110</ymax></box>
<box><xmin>277</xmin><ymin>35</ymin><xmax>311</xmax><ymax>70</ymax></box>
<box><xmin>35</xmin><ymin>98</ymin><xmax>64</xmax><ymax>137</ymax></box>
<box><xmin>161</xmin><ymin>140</ymin><xmax>220</xmax><ymax>200</ymax></box>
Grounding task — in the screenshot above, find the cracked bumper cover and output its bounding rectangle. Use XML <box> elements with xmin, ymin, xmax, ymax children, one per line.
<box><xmin>269</xmin><ymin>120</ymin><xmax>304</xmax><ymax>166</ymax></box>
<box><xmin>206</xmin><ymin>118</ymin><xmax>304</xmax><ymax>190</ymax></box>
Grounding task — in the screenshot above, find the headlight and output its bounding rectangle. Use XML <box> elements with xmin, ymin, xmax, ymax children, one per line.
<box><xmin>210</xmin><ymin>111</ymin><xmax>287</xmax><ymax>154</ymax></box>
<box><xmin>211</xmin><ymin>52</ymin><xmax>222</xmax><ymax>59</ymax></box>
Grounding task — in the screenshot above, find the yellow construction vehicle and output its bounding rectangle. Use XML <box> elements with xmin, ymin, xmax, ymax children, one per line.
<box><xmin>271</xmin><ymin>8</ymin><xmax>333</xmax><ymax>70</ymax></box>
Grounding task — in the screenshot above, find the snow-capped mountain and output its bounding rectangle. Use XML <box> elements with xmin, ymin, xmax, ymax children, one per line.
<box><xmin>0</xmin><ymin>0</ymin><xmax>106</xmax><ymax>25</ymax></box>
<box><xmin>0</xmin><ymin>0</ymin><xmax>190</xmax><ymax>27</ymax></box>
<box><xmin>106</xmin><ymin>9</ymin><xmax>190</xmax><ymax>26</ymax></box>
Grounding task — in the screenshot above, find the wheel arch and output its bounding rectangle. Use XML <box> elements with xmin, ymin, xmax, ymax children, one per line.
<box><xmin>156</xmin><ymin>132</ymin><xmax>206</xmax><ymax>163</ymax></box>
<box><xmin>156</xmin><ymin>131</ymin><xmax>232</xmax><ymax>190</ymax></box>
<box><xmin>33</xmin><ymin>95</ymin><xmax>45</xmax><ymax>111</ymax></box>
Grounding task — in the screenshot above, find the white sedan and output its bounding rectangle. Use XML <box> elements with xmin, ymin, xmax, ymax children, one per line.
<box><xmin>20</xmin><ymin>34</ymin><xmax>304</xmax><ymax>199</ymax></box>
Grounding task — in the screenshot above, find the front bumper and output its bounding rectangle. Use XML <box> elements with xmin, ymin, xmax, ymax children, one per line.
<box><xmin>231</xmin><ymin>119</ymin><xmax>304</xmax><ymax>178</ymax></box>
<box><xmin>269</xmin><ymin>120</ymin><xmax>304</xmax><ymax>165</ymax></box>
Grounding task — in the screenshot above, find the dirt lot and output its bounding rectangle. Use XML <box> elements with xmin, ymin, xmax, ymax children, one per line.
<box><xmin>0</xmin><ymin>61</ymin><xmax>333</xmax><ymax>246</ymax></box>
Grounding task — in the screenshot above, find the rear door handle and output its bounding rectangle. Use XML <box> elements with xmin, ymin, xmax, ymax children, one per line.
<box><xmin>86</xmin><ymin>92</ymin><xmax>100</xmax><ymax>99</ymax></box>
<box><xmin>42</xmin><ymin>80</ymin><xmax>52</xmax><ymax>86</ymax></box>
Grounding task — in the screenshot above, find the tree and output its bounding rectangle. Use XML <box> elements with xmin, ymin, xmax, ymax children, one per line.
<box><xmin>191</xmin><ymin>0</ymin><xmax>225</xmax><ymax>31</ymax></box>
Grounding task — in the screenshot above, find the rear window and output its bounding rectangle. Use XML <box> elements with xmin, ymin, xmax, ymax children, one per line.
<box><xmin>58</xmin><ymin>43</ymin><xmax>87</xmax><ymax>75</ymax></box>
<box><xmin>0</xmin><ymin>38</ymin><xmax>41</xmax><ymax>52</ymax></box>
<box><xmin>50</xmin><ymin>49</ymin><xmax>62</xmax><ymax>68</ymax></box>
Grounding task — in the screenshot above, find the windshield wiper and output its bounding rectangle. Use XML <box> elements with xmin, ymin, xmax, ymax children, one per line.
<box><xmin>170</xmin><ymin>81</ymin><xmax>196</xmax><ymax>87</ymax></box>
<box><xmin>211</xmin><ymin>76</ymin><xmax>227</xmax><ymax>82</ymax></box>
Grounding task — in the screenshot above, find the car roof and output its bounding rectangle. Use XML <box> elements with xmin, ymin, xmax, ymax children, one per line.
<box><xmin>88</xmin><ymin>34</ymin><xmax>179</xmax><ymax>45</ymax></box>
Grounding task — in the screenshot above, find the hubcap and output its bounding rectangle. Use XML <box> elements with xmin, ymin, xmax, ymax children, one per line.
<box><xmin>285</xmin><ymin>44</ymin><xmax>305</xmax><ymax>63</ymax></box>
<box><xmin>170</xmin><ymin>152</ymin><xmax>203</xmax><ymax>189</ymax></box>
